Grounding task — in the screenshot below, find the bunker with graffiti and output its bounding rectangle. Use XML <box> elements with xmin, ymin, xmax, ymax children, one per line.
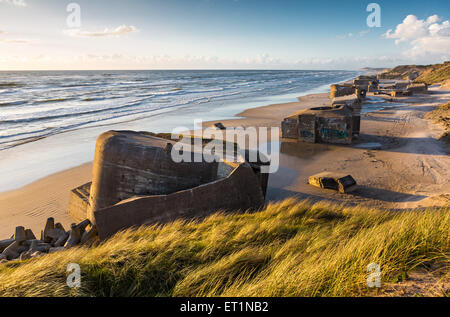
<box><xmin>281</xmin><ymin>105</ymin><xmax>354</xmax><ymax>145</ymax></box>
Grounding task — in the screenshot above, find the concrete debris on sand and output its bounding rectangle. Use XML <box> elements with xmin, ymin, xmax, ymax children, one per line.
<box><xmin>211</xmin><ymin>122</ymin><xmax>226</xmax><ymax>130</ymax></box>
<box><xmin>0</xmin><ymin>218</ymin><xmax>98</xmax><ymax>264</ymax></box>
<box><xmin>308</xmin><ymin>172</ymin><xmax>357</xmax><ymax>194</ymax></box>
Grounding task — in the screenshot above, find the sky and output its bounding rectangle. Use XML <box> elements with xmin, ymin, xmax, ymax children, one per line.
<box><xmin>0</xmin><ymin>0</ymin><xmax>449</xmax><ymax>70</ymax></box>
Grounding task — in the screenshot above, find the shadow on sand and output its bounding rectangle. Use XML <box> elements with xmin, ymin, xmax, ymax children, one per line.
<box><xmin>348</xmin><ymin>186</ymin><xmax>427</xmax><ymax>203</ymax></box>
<box><xmin>267</xmin><ymin>186</ymin><xmax>427</xmax><ymax>205</ymax></box>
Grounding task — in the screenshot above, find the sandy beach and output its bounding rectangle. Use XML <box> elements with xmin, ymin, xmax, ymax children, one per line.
<box><xmin>0</xmin><ymin>87</ymin><xmax>449</xmax><ymax>239</ymax></box>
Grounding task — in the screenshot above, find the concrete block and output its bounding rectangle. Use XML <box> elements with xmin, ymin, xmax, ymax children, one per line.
<box><xmin>309</xmin><ymin>172</ymin><xmax>357</xmax><ymax>194</ymax></box>
<box><xmin>43</xmin><ymin>218</ymin><xmax>55</xmax><ymax>243</ymax></box>
<box><xmin>64</xmin><ymin>225</ymin><xmax>82</xmax><ymax>248</ymax></box>
<box><xmin>14</xmin><ymin>226</ymin><xmax>26</xmax><ymax>243</ymax></box>
<box><xmin>211</xmin><ymin>123</ymin><xmax>226</xmax><ymax>130</ymax></box>
<box><xmin>298</xmin><ymin>114</ymin><xmax>316</xmax><ymax>143</ymax></box>
<box><xmin>68</xmin><ymin>183</ymin><xmax>92</xmax><ymax>222</ymax></box>
<box><xmin>281</xmin><ymin>116</ymin><xmax>299</xmax><ymax>139</ymax></box>
<box><xmin>0</xmin><ymin>239</ymin><xmax>14</xmax><ymax>253</ymax></box>
<box><xmin>25</xmin><ymin>229</ymin><xmax>36</xmax><ymax>241</ymax></box>
<box><xmin>407</xmin><ymin>83</ymin><xmax>428</xmax><ymax>93</ymax></box>
<box><xmin>391</xmin><ymin>90</ymin><xmax>413</xmax><ymax>97</ymax></box>
<box><xmin>330</xmin><ymin>84</ymin><xmax>355</xmax><ymax>99</ymax></box>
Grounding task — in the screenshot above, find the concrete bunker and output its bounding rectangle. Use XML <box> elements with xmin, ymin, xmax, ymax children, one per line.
<box><xmin>407</xmin><ymin>83</ymin><xmax>428</xmax><ymax>93</ymax></box>
<box><xmin>282</xmin><ymin>105</ymin><xmax>355</xmax><ymax>145</ymax></box>
<box><xmin>332</xmin><ymin>95</ymin><xmax>362</xmax><ymax>136</ymax></box>
<box><xmin>375</xmin><ymin>80</ymin><xmax>428</xmax><ymax>97</ymax></box>
<box><xmin>330</xmin><ymin>77</ymin><xmax>379</xmax><ymax>99</ymax></box>
<box><xmin>69</xmin><ymin>131</ymin><xmax>270</xmax><ymax>240</ymax></box>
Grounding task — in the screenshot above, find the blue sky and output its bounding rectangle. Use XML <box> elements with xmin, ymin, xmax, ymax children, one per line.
<box><xmin>0</xmin><ymin>0</ymin><xmax>449</xmax><ymax>70</ymax></box>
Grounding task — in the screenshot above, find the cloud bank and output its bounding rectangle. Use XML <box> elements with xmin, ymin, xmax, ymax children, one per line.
<box><xmin>384</xmin><ymin>14</ymin><xmax>450</xmax><ymax>57</ymax></box>
<box><xmin>64</xmin><ymin>25</ymin><xmax>138</xmax><ymax>38</ymax></box>
<box><xmin>0</xmin><ymin>0</ymin><xmax>27</xmax><ymax>7</ymax></box>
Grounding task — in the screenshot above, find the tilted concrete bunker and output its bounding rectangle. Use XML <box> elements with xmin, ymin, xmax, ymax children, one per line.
<box><xmin>69</xmin><ymin>131</ymin><xmax>270</xmax><ymax>240</ymax></box>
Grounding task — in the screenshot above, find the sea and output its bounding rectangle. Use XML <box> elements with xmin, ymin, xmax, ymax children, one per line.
<box><xmin>0</xmin><ymin>70</ymin><xmax>362</xmax><ymax>151</ymax></box>
<box><xmin>0</xmin><ymin>70</ymin><xmax>360</xmax><ymax>191</ymax></box>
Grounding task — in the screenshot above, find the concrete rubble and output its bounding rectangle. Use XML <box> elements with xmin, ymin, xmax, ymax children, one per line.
<box><xmin>0</xmin><ymin>218</ymin><xmax>98</xmax><ymax>264</ymax></box>
<box><xmin>211</xmin><ymin>122</ymin><xmax>226</xmax><ymax>130</ymax></box>
<box><xmin>308</xmin><ymin>172</ymin><xmax>357</xmax><ymax>194</ymax></box>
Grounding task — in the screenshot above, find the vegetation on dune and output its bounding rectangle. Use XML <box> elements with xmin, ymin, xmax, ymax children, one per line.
<box><xmin>378</xmin><ymin>62</ymin><xmax>450</xmax><ymax>84</ymax></box>
<box><xmin>415</xmin><ymin>62</ymin><xmax>450</xmax><ymax>85</ymax></box>
<box><xmin>426</xmin><ymin>101</ymin><xmax>450</xmax><ymax>146</ymax></box>
<box><xmin>378</xmin><ymin>64</ymin><xmax>430</xmax><ymax>80</ymax></box>
<box><xmin>0</xmin><ymin>199</ymin><xmax>448</xmax><ymax>297</ymax></box>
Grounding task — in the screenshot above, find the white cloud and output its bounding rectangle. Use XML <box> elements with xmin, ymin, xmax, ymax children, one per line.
<box><xmin>0</xmin><ymin>38</ymin><xmax>30</xmax><ymax>44</ymax></box>
<box><xmin>384</xmin><ymin>14</ymin><xmax>450</xmax><ymax>57</ymax></box>
<box><xmin>0</xmin><ymin>0</ymin><xmax>27</xmax><ymax>7</ymax></box>
<box><xmin>336</xmin><ymin>30</ymin><xmax>370</xmax><ymax>40</ymax></box>
<box><xmin>64</xmin><ymin>25</ymin><xmax>138</xmax><ymax>38</ymax></box>
<box><xmin>0</xmin><ymin>30</ymin><xmax>31</xmax><ymax>44</ymax></box>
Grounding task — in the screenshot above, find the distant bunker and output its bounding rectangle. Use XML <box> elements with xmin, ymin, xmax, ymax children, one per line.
<box><xmin>281</xmin><ymin>104</ymin><xmax>356</xmax><ymax>145</ymax></box>
<box><xmin>69</xmin><ymin>131</ymin><xmax>270</xmax><ymax>240</ymax></box>
<box><xmin>330</xmin><ymin>76</ymin><xmax>379</xmax><ymax>99</ymax></box>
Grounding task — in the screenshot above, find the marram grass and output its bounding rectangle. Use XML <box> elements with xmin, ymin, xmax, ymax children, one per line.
<box><xmin>0</xmin><ymin>199</ymin><xmax>448</xmax><ymax>297</ymax></box>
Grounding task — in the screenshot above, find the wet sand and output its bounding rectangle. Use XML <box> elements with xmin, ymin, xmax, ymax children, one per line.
<box><xmin>0</xmin><ymin>88</ymin><xmax>449</xmax><ymax>239</ymax></box>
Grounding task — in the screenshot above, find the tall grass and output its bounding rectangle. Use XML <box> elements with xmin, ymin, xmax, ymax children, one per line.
<box><xmin>0</xmin><ymin>199</ymin><xmax>448</xmax><ymax>297</ymax></box>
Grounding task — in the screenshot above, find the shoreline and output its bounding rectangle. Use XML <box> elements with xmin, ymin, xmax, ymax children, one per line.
<box><xmin>0</xmin><ymin>79</ymin><xmax>349</xmax><ymax>193</ymax></box>
<box><xmin>1</xmin><ymin>86</ymin><xmax>449</xmax><ymax>239</ymax></box>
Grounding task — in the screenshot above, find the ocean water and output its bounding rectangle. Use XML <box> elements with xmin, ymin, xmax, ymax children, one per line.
<box><xmin>0</xmin><ymin>70</ymin><xmax>358</xmax><ymax>151</ymax></box>
<box><xmin>0</xmin><ymin>70</ymin><xmax>362</xmax><ymax>191</ymax></box>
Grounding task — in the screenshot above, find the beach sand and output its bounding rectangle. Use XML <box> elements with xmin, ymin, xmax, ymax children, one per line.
<box><xmin>0</xmin><ymin>89</ymin><xmax>449</xmax><ymax>239</ymax></box>
<box><xmin>0</xmin><ymin>163</ymin><xmax>92</xmax><ymax>239</ymax></box>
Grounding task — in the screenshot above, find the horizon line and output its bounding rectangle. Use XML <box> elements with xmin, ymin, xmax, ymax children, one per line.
<box><xmin>0</xmin><ymin>68</ymin><xmax>364</xmax><ymax>72</ymax></box>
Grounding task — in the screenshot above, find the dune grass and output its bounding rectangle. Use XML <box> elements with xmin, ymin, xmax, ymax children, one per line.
<box><xmin>0</xmin><ymin>199</ymin><xmax>448</xmax><ymax>297</ymax></box>
<box><xmin>415</xmin><ymin>62</ymin><xmax>450</xmax><ymax>85</ymax></box>
<box><xmin>426</xmin><ymin>102</ymin><xmax>450</xmax><ymax>146</ymax></box>
<box><xmin>379</xmin><ymin>62</ymin><xmax>450</xmax><ymax>83</ymax></box>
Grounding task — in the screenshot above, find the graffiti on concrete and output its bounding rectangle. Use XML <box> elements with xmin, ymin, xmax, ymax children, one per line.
<box><xmin>320</xmin><ymin>128</ymin><xmax>348</xmax><ymax>139</ymax></box>
<box><xmin>300</xmin><ymin>130</ymin><xmax>314</xmax><ymax>138</ymax></box>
